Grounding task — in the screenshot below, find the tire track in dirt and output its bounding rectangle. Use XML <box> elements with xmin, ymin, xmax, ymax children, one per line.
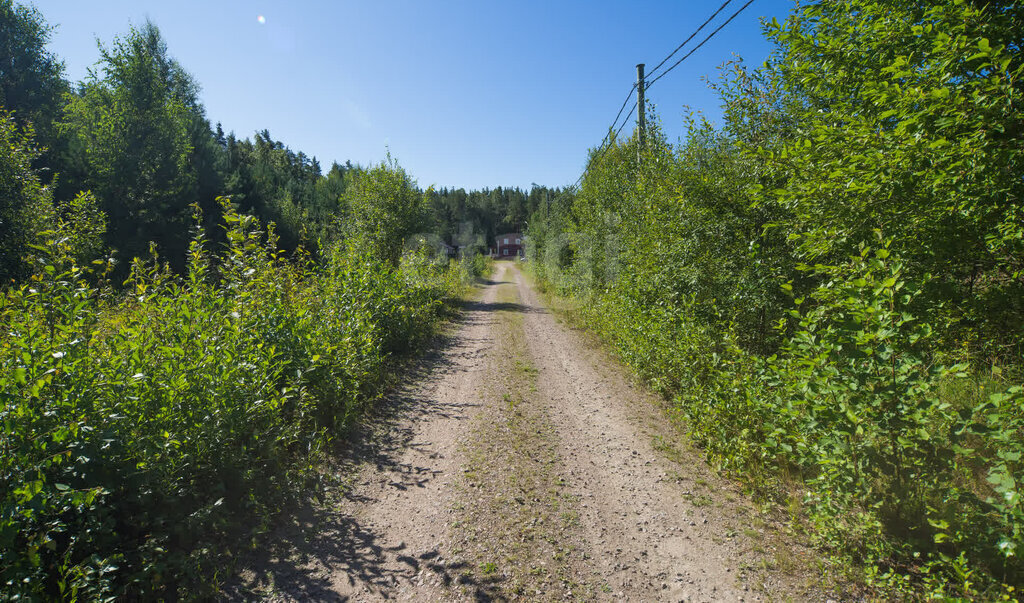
<box><xmin>228</xmin><ymin>262</ymin><xmax>835</xmax><ymax>601</ymax></box>
<box><xmin>443</xmin><ymin>270</ymin><xmax>598</xmax><ymax>600</ymax></box>
<box><xmin>510</xmin><ymin>264</ymin><xmax>824</xmax><ymax>601</ymax></box>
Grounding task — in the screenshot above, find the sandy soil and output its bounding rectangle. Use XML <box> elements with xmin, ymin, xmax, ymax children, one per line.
<box><xmin>227</xmin><ymin>263</ymin><xmax>838</xmax><ymax>602</ymax></box>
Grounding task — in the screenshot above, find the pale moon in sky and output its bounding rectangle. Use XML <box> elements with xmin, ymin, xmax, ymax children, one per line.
<box><xmin>257</xmin><ymin>15</ymin><xmax>266</xmax><ymax>24</ymax></box>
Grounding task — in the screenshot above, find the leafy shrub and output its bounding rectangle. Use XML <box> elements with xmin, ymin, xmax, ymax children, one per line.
<box><xmin>541</xmin><ymin>218</ymin><xmax>1024</xmax><ymax>595</ymax></box>
<box><xmin>0</xmin><ymin>200</ymin><xmax>458</xmax><ymax>598</ymax></box>
<box><xmin>0</xmin><ymin>110</ymin><xmax>52</xmax><ymax>283</ymax></box>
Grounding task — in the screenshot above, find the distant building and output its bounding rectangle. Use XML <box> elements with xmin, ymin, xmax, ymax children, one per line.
<box><xmin>494</xmin><ymin>232</ymin><xmax>524</xmax><ymax>258</ymax></box>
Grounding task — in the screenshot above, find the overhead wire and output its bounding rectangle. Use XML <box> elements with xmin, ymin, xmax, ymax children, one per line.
<box><xmin>564</xmin><ymin>96</ymin><xmax>638</xmax><ymax>193</ymax></box>
<box><xmin>645</xmin><ymin>0</ymin><xmax>756</xmax><ymax>89</ymax></box>
<box><xmin>561</xmin><ymin>0</ymin><xmax>757</xmax><ymax>195</ymax></box>
<box><xmin>608</xmin><ymin>84</ymin><xmax>638</xmax><ymax>138</ymax></box>
<box><xmin>591</xmin><ymin>85</ymin><xmax>638</xmax><ymax>163</ymax></box>
<box><xmin>570</xmin><ymin>86</ymin><xmax>638</xmax><ymax>191</ymax></box>
<box><xmin>613</xmin><ymin>101</ymin><xmax>638</xmax><ymax>141</ymax></box>
<box><xmin>644</xmin><ymin>0</ymin><xmax>734</xmax><ymax>81</ymax></box>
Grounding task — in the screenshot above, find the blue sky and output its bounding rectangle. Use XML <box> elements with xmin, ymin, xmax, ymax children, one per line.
<box><xmin>37</xmin><ymin>0</ymin><xmax>796</xmax><ymax>191</ymax></box>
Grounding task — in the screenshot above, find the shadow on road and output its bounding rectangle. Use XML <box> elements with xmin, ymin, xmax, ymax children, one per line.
<box><xmin>222</xmin><ymin>289</ymin><xmax>508</xmax><ymax>601</ymax></box>
<box><xmin>453</xmin><ymin>298</ymin><xmax>539</xmax><ymax>316</ymax></box>
<box><xmin>222</xmin><ymin>506</ymin><xmax>504</xmax><ymax>601</ymax></box>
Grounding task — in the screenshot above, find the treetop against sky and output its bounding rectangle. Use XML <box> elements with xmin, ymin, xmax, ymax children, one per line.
<box><xmin>39</xmin><ymin>0</ymin><xmax>792</xmax><ymax>190</ymax></box>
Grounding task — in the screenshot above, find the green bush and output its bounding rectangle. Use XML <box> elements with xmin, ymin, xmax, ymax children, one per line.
<box><xmin>550</xmin><ymin>224</ymin><xmax>1023</xmax><ymax>595</ymax></box>
<box><xmin>0</xmin><ymin>200</ymin><xmax>458</xmax><ymax>598</ymax></box>
<box><xmin>525</xmin><ymin>0</ymin><xmax>1023</xmax><ymax>594</ymax></box>
<box><xmin>0</xmin><ymin>110</ymin><xmax>52</xmax><ymax>283</ymax></box>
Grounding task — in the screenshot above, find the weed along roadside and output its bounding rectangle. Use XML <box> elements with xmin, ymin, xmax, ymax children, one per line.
<box><xmin>0</xmin><ymin>197</ymin><xmax>487</xmax><ymax>599</ymax></box>
<box><xmin>220</xmin><ymin>261</ymin><xmax>842</xmax><ymax>601</ymax></box>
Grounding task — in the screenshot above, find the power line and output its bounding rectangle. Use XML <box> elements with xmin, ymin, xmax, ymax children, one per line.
<box><xmin>609</xmin><ymin>84</ymin><xmax>638</xmax><ymax>136</ymax></box>
<box><xmin>591</xmin><ymin>84</ymin><xmax>638</xmax><ymax>163</ymax></box>
<box><xmin>563</xmin><ymin>0</ymin><xmax>757</xmax><ymax>195</ymax></box>
<box><xmin>585</xmin><ymin>0</ymin><xmax>754</xmax><ymax>182</ymax></box>
<box><xmin>565</xmin><ymin>96</ymin><xmax>638</xmax><ymax>192</ymax></box>
<box><xmin>614</xmin><ymin>100</ymin><xmax>637</xmax><ymax>141</ymax></box>
<box><xmin>646</xmin><ymin>0</ymin><xmax>756</xmax><ymax>89</ymax></box>
<box><xmin>571</xmin><ymin>86</ymin><xmax>638</xmax><ymax>191</ymax></box>
<box><xmin>645</xmin><ymin>0</ymin><xmax>734</xmax><ymax>81</ymax></box>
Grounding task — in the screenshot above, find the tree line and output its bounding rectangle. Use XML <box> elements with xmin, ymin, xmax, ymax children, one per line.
<box><xmin>0</xmin><ymin>1</ymin><xmax>559</xmax><ymax>284</ymax></box>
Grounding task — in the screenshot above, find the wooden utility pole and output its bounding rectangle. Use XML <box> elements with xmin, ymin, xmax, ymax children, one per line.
<box><xmin>636</xmin><ymin>63</ymin><xmax>646</xmax><ymax>163</ymax></box>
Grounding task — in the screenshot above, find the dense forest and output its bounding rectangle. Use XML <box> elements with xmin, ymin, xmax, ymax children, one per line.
<box><xmin>0</xmin><ymin>1</ymin><xmax>563</xmax><ymax>597</ymax></box>
<box><xmin>528</xmin><ymin>0</ymin><xmax>1023</xmax><ymax>597</ymax></box>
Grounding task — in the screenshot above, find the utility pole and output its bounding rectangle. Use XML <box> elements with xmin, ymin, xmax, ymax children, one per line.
<box><xmin>636</xmin><ymin>63</ymin><xmax>646</xmax><ymax>163</ymax></box>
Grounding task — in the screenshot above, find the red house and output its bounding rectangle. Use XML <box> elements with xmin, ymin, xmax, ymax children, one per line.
<box><xmin>494</xmin><ymin>232</ymin><xmax>524</xmax><ymax>258</ymax></box>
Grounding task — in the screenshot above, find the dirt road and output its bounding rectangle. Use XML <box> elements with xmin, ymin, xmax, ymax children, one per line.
<box><xmin>231</xmin><ymin>263</ymin><xmax>834</xmax><ymax>601</ymax></box>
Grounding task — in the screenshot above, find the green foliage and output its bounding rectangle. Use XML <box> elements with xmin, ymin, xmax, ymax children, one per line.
<box><xmin>0</xmin><ymin>200</ymin><xmax>459</xmax><ymax>598</ymax></box>
<box><xmin>528</xmin><ymin>0</ymin><xmax>1024</xmax><ymax>595</ymax></box>
<box><xmin>750</xmin><ymin>245</ymin><xmax>1024</xmax><ymax>596</ymax></box>
<box><xmin>59</xmin><ymin>21</ymin><xmax>201</xmax><ymax>265</ymax></box>
<box><xmin>973</xmin><ymin>387</ymin><xmax>1024</xmax><ymax>566</ymax></box>
<box><xmin>761</xmin><ymin>0</ymin><xmax>1024</xmax><ymax>360</ymax></box>
<box><xmin>344</xmin><ymin>158</ymin><xmax>423</xmax><ymax>266</ymax></box>
<box><xmin>2</xmin><ymin>0</ymin><xmax>546</xmax><ymax>284</ymax></box>
<box><xmin>0</xmin><ymin>0</ymin><xmax>67</xmax><ymax>147</ymax></box>
<box><xmin>0</xmin><ymin>110</ymin><xmax>51</xmax><ymax>282</ymax></box>
<box><xmin>219</xmin><ymin>129</ymin><xmax>341</xmax><ymax>253</ymax></box>
<box><xmin>426</xmin><ymin>184</ymin><xmax>561</xmax><ymax>255</ymax></box>
<box><xmin>464</xmin><ymin>252</ymin><xmax>491</xmax><ymax>281</ymax></box>
<box><xmin>404</xmin><ymin>241</ymin><xmax>490</xmax><ymax>299</ymax></box>
<box><xmin>0</xmin><ymin>10</ymin><xmax>473</xmax><ymax>594</ymax></box>
<box><xmin>55</xmin><ymin>191</ymin><xmax>107</xmax><ymax>265</ymax></box>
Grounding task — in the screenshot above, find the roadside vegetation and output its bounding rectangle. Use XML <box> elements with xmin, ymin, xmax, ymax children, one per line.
<box><xmin>0</xmin><ymin>197</ymin><xmax>480</xmax><ymax>599</ymax></box>
<box><xmin>528</xmin><ymin>0</ymin><xmax>1023</xmax><ymax>597</ymax></box>
<box><xmin>0</xmin><ymin>1</ymin><xmax>495</xmax><ymax>597</ymax></box>
<box><xmin>4</xmin><ymin>0</ymin><xmax>1023</xmax><ymax>598</ymax></box>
